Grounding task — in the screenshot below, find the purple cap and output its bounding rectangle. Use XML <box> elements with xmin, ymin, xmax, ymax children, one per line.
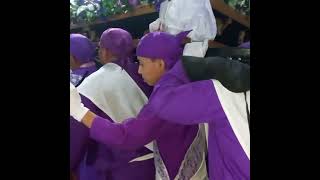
<box><xmin>70</xmin><ymin>34</ymin><xmax>96</xmax><ymax>63</ymax></box>
<box><xmin>100</xmin><ymin>28</ymin><xmax>134</xmax><ymax>59</ymax></box>
<box><xmin>136</xmin><ymin>31</ymin><xmax>191</xmax><ymax>69</ymax></box>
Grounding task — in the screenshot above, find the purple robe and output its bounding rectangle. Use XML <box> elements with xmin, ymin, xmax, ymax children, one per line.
<box><xmin>70</xmin><ymin>66</ymin><xmax>97</xmax><ymax>171</ymax></box>
<box><xmin>89</xmin><ymin>61</ymin><xmax>199</xmax><ymax>179</ymax></box>
<box><xmin>153</xmin><ymin>67</ymin><xmax>250</xmax><ymax>179</ymax></box>
<box><xmin>70</xmin><ymin>59</ymin><xmax>154</xmax><ymax>180</ymax></box>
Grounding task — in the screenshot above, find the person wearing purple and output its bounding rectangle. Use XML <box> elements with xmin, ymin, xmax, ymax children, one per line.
<box><xmin>152</xmin><ymin>60</ymin><xmax>250</xmax><ymax>179</ymax></box>
<box><xmin>70</xmin><ymin>28</ymin><xmax>154</xmax><ymax>180</ymax></box>
<box><xmin>96</xmin><ymin>28</ymin><xmax>153</xmax><ymax>97</ymax></box>
<box><xmin>148</xmin><ymin>38</ymin><xmax>250</xmax><ymax>180</ymax></box>
<box><xmin>70</xmin><ymin>34</ymin><xmax>98</xmax><ymax>87</ymax></box>
<box><xmin>153</xmin><ymin>78</ymin><xmax>250</xmax><ymax>180</ymax></box>
<box><xmin>70</xmin><ymin>31</ymin><xmax>208</xmax><ymax>179</ymax></box>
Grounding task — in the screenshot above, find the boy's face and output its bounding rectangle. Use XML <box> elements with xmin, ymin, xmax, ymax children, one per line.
<box><xmin>137</xmin><ymin>56</ymin><xmax>166</xmax><ymax>86</ymax></box>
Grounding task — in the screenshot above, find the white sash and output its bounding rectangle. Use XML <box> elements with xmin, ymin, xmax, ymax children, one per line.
<box><xmin>77</xmin><ymin>63</ymin><xmax>154</xmax><ymax>161</ymax></box>
<box><xmin>204</xmin><ymin>123</ymin><xmax>209</xmax><ymax>149</ymax></box>
<box><xmin>211</xmin><ymin>80</ymin><xmax>250</xmax><ymax>159</ymax></box>
<box><xmin>155</xmin><ymin>124</ymin><xmax>208</xmax><ymax>180</ymax></box>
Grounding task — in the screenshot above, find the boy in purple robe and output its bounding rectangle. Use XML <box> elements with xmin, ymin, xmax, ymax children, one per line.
<box><xmin>70</xmin><ymin>34</ymin><xmax>97</xmax><ymax>87</ymax></box>
<box><xmin>70</xmin><ymin>28</ymin><xmax>155</xmax><ymax>180</ymax></box>
<box><xmin>150</xmin><ymin>41</ymin><xmax>250</xmax><ymax>180</ymax></box>
<box><xmin>154</xmin><ymin>78</ymin><xmax>250</xmax><ymax>180</ymax></box>
<box><xmin>70</xmin><ymin>31</ymin><xmax>208</xmax><ymax>179</ymax></box>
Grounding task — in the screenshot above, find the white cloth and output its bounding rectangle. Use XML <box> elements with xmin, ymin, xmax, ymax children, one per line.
<box><xmin>183</xmin><ymin>41</ymin><xmax>209</xmax><ymax>58</ymax></box>
<box><xmin>70</xmin><ymin>83</ymin><xmax>89</xmax><ymax>121</ymax></box>
<box><xmin>212</xmin><ymin>80</ymin><xmax>250</xmax><ymax>159</ymax></box>
<box><xmin>77</xmin><ymin>63</ymin><xmax>154</xmax><ymax>154</ymax></box>
<box><xmin>149</xmin><ymin>0</ymin><xmax>217</xmax><ymax>58</ymax></box>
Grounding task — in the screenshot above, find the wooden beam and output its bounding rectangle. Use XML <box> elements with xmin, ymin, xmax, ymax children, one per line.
<box><xmin>70</xmin><ymin>5</ymin><xmax>156</xmax><ymax>30</ymax></box>
<box><xmin>211</xmin><ymin>0</ymin><xmax>250</xmax><ymax>28</ymax></box>
<box><xmin>108</xmin><ymin>5</ymin><xmax>156</xmax><ymax>21</ymax></box>
<box><xmin>71</xmin><ymin>1</ymin><xmax>249</xmax><ymax>30</ymax></box>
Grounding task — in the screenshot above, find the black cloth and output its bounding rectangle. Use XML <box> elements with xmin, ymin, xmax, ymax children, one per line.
<box><xmin>182</xmin><ymin>55</ymin><xmax>250</xmax><ymax>93</ymax></box>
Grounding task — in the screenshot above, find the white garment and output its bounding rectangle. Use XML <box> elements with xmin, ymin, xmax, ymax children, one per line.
<box><xmin>77</xmin><ymin>63</ymin><xmax>154</xmax><ymax>160</ymax></box>
<box><xmin>149</xmin><ymin>0</ymin><xmax>217</xmax><ymax>57</ymax></box>
<box><xmin>70</xmin><ymin>83</ymin><xmax>89</xmax><ymax>121</ymax></box>
<box><xmin>183</xmin><ymin>41</ymin><xmax>209</xmax><ymax>58</ymax></box>
<box><xmin>212</xmin><ymin>80</ymin><xmax>250</xmax><ymax>159</ymax></box>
